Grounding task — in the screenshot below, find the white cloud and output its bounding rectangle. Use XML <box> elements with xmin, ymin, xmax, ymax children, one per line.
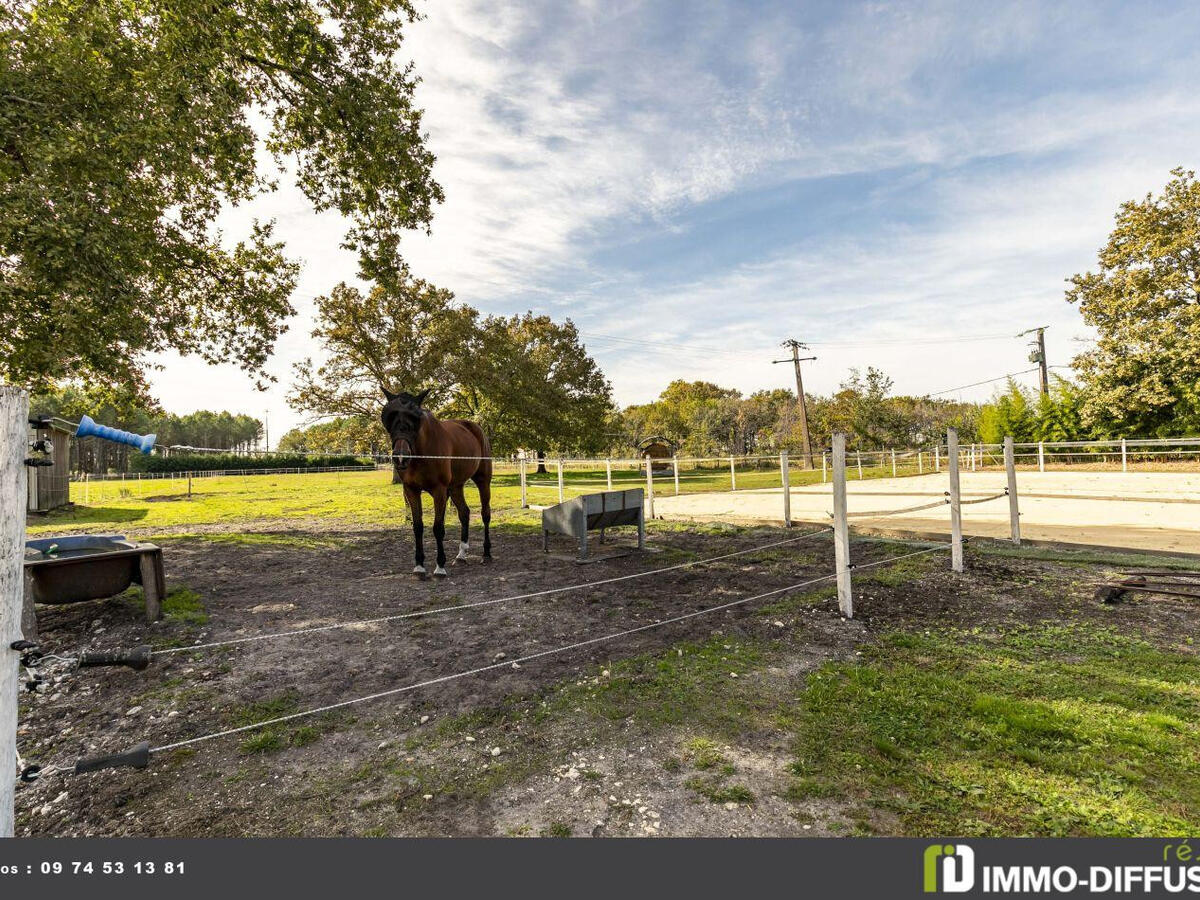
<box><xmin>143</xmin><ymin>0</ymin><xmax>1200</xmax><ymax>440</ymax></box>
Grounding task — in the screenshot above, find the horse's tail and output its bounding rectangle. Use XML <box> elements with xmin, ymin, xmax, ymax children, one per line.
<box><xmin>462</xmin><ymin>421</ymin><xmax>492</xmax><ymax>474</ymax></box>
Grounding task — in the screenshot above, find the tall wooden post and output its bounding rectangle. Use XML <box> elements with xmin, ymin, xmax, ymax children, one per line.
<box><xmin>856</xmin><ymin>450</ymin><xmax>863</xmax><ymax>480</ymax></box>
<box><xmin>780</xmin><ymin>451</ymin><xmax>791</xmax><ymax>528</ymax></box>
<box><xmin>673</xmin><ymin>456</ymin><xmax>680</xmax><ymax>496</ymax></box>
<box><xmin>821</xmin><ymin>451</ymin><xmax>827</xmax><ymax>484</ymax></box>
<box><xmin>1121</xmin><ymin>439</ymin><xmax>1127</xmax><ymax>473</ymax></box>
<box><xmin>644</xmin><ymin>455</ymin><xmax>655</xmax><ymax>519</ymax></box>
<box><xmin>519</xmin><ymin>456</ymin><xmax>528</xmax><ymax>508</ymax></box>
<box><xmin>606</xmin><ymin>458</ymin><xmax>613</xmax><ymax>490</ymax></box>
<box><xmin>557</xmin><ymin>459</ymin><xmax>564</xmax><ymax>503</ymax></box>
<box><xmin>2</xmin><ymin>386</ymin><xmax>29</xmax><ymax>838</ymax></box>
<box><xmin>918</xmin><ymin>451</ymin><xmax>923</xmax><ymax>474</ymax></box>
<box><xmin>1038</xmin><ymin>441</ymin><xmax>1045</xmax><ymax>473</ymax></box>
<box><xmin>935</xmin><ymin>445</ymin><xmax>941</xmax><ymax>472</ymax></box>
<box><xmin>832</xmin><ymin>433</ymin><xmax>852</xmax><ymax>618</ymax></box>
<box><xmin>1004</xmin><ymin>436</ymin><xmax>1021</xmax><ymax>546</ymax></box>
<box><xmin>947</xmin><ymin>428</ymin><xmax>964</xmax><ymax>573</ymax></box>
<box><xmin>729</xmin><ymin>457</ymin><xmax>737</xmax><ymax>492</ymax></box>
<box><xmin>891</xmin><ymin>449</ymin><xmax>897</xmax><ymax>478</ymax></box>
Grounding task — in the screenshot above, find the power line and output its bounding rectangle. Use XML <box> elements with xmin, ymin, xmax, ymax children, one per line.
<box><xmin>924</xmin><ymin>367</ymin><xmax>1041</xmax><ymax>398</ymax></box>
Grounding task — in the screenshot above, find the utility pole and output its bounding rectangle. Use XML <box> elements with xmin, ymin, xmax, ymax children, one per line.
<box><xmin>1018</xmin><ymin>326</ymin><xmax>1049</xmax><ymax>397</ymax></box>
<box><xmin>773</xmin><ymin>339</ymin><xmax>816</xmax><ymax>469</ymax></box>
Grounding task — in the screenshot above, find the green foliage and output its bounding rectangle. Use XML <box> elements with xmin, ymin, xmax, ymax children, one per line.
<box><xmin>446</xmin><ymin>313</ymin><xmax>614</xmax><ymax>456</ymax></box>
<box><xmin>1067</xmin><ymin>168</ymin><xmax>1200</xmax><ymax>436</ymax></box>
<box><xmin>1</xmin><ymin>0</ymin><xmax>439</xmax><ymax>392</ymax></box>
<box><xmin>289</xmin><ymin>275</ymin><xmax>477</xmax><ymax>421</ymax></box>
<box><xmin>290</xmin><ymin>274</ymin><xmax>614</xmax><ymax>455</ymax></box>
<box><xmin>131</xmin><ymin>451</ymin><xmax>369</xmax><ymax>473</ymax></box>
<box><xmin>978</xmin><ymin>376</ymin><xmax>1088</xmax><ymax>443</ymax></box>
<box><xmin>616</xmin><ymin>370</ymin><xmax>978</xmax><ymax>456</ymax></box>
<box><xmin>277</xmin><ymin>416</ymin><xmax>385</xmax><ymax>455</ymax></box>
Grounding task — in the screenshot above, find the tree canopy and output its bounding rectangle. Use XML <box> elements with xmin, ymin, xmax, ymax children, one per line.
<box><xmin>615</xmin><ymin>372</ymin><xmax>978</xmax><ymax>458</ymax></box>
<box><xmin>289</xmin><ymin>274</ymin><xmax>614</xmax><ymax>455</ymax></box>
<box><xmin>1067</xmin><ymin>168</ymin><xmax>1200</xmax><ymax>436</ymax></box>
<box><xmin>1</xmin><ymin>0</ymin><xmax>441</xmax><ymax>393</ymax></box>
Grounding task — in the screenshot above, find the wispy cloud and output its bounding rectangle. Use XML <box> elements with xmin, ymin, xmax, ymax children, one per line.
<box><xmin>148</xmin><ymin>0</ymin><xmax>1200</xmax><ymax>435</ymax></box>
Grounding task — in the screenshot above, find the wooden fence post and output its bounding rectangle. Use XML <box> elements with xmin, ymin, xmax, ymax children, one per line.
<box><xmin>729</xmin><ymin>456</ymin><xmax>737</xmax><ymax>492</ymax></box>
<box><xmin>673</xmin><ymin>456</ymin><xmax>680</xmax><ymax>496</ymax></box>
<box><xmin>935</xmin><ymin>445</ymin><xmax>941</xmax><ymax>472</ymax></box>
<box><xmin>821</xmin><ymin>451</ymin><xmax>827</xmax><ymax>484</ymax></box>
<box><xmin>856</xmin><ymin>450</ymin><xmax>863</xmax><ymax>480</ymax></box>
<box><xmin>519</xmin><ymin>456</ymin><xmax>528</xmax><ymax>508</ymax></box>
<box><xmin>1004</xmin><ymin>436</ymin><xmax>1021</xmax><ymax>546</ymax></box>
<box><xmin>2</xmin><ymin>386</ymin><xmax>29</xmax><ymax>838</ymax></box>
<box><xmin>1121</xmin><ymin>438</ymin><xmax>1128</xmax><ymax>473</ymax></box>
<box><xmin>891</xmin><ymin>449</ymin><xmax>897</xmax><ymax>478</ymax></box>
<box><xmin>1038</xmin><ymin>441</ymin><xmax>1045</xmax><ymax>473</ymax></box>
<box><xmin>780</xmin><ymin>451</ymin><xmax>791</xmax><ymax>528</ymax></box>
<box><xmin>606</xmin><ymin>458</ymin><xmax>613</xmax><ymax>490</ymax></box>
<box><xmin>557</xmin><ymin>459</ymin><xmax>564</xmax><ymax>503</ymax></box>
<box><xmin>947</xmin><ymin>428</ymin><xmax>964</xmax><ymax>573</ymax></box>
<box><xmin>918</xmin><ymin>450</ymin><xmax>923</xmax><ymax>474</ymax></box>
<box><xmin>644</xmin><ymin>455</ymin><xmax>655</xmax><ymax>520</ymax></box>
<box><xmin>832</xmin><ymin>433</ymin><xmax>852</xmax><ymax>618</ymax></box>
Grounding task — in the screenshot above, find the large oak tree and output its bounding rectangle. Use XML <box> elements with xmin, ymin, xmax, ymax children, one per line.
<box><xmin>289</xmin><ymin>273</ymin><xmax>613</xmax><ymax>459</ymax></box>
<box><xmin>1</xmin><ymin>0</ymin><xmax>441</xmax><ymax>393</ymax></box>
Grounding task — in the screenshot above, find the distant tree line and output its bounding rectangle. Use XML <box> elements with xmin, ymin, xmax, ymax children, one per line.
<box><xmin>616</xmin><ymin>368</ymin><xmax>979</xmax><ymax>459</ymax></box>
<box><xmin>31</xmin><ymin>383</ymin><xmax>264</xmax><ymax>473</ymax></box>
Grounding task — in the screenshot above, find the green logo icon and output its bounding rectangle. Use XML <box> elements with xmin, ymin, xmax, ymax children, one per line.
<box><xmin>924</xmin><ymin>844</ymin><xmax>975</xmax><ymax>893</ymax></box>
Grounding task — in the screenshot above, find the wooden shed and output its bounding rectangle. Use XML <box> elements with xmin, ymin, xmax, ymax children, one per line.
<box><xmin>26</xmin><ymin>416</ymin><xmax>72</xmax><ymax>514</ymax></box>
<box><xmin>637</xmin><ymin>436</ymin><xmax>678</xmax><ymax>476</ymax></box>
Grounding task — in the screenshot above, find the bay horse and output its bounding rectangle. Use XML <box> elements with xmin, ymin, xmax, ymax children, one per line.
<box><xmin>381</xmin><ymin>388</ymin><xmax>493</xmax><ymax>577</ymax></box>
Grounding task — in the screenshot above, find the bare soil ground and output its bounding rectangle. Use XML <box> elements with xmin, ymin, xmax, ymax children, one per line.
<box><xmin>13</xmin><ymin>518</ymin><xmax>1199</xmax><ymax>837</ymax></box>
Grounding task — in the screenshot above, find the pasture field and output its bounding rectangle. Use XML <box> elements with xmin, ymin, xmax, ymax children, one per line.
<box><xmin>28</xmin><ymin>460</ymin><xmax>834</xmax><ymax>536</ymax></box>
<box><xmin>16</xmin><ymin>470</ymin><xmax>1200</xmax><ymax>837</ymax></box>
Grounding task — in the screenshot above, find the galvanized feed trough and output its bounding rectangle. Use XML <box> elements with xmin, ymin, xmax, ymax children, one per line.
<box><xmin>542</xmin><ymin>488</ymin><xmax>645</xmax><ymax>560</ymax></box>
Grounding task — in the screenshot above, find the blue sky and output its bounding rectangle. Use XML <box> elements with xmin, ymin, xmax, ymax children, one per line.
<box><xmin>155</xmin><ymin>0</ymin><xmax>1200</xmax><ymax>441</ymax></box>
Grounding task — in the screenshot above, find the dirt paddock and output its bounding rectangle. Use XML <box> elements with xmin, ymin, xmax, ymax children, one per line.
<box><xmin>13</xmin><ymin>515</ymin><xmax>1200</xmax><ymax>837</ymax></box>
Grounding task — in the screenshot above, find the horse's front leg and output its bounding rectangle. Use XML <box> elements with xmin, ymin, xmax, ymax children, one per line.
<box><xmin>404</xmin><ymin>485</ymin><xmax>427</xmax><ymax>577</ymax></box>
<box><xmin>431</xmin><ymin>486</ymin><xmax>449</xmax><ymax>577</ymax></box>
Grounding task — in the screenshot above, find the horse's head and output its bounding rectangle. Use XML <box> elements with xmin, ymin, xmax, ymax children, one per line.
<box><xmin>381</xmin><ymin>387</ymin><xmax>431</xmax><ymax>471</ymax></box>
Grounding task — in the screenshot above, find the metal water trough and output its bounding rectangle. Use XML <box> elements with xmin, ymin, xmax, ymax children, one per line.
<box><xmin>24</xmin><ymin>534</ymin><xmax>166</xmax><ymax>621</ymax></box>
<box><xmin>542</xmin><ymin>488</ymin><xmax>645</xmax><ymax>560</ymax></box>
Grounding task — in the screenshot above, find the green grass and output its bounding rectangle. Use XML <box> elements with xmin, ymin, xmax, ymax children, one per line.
<box><xmin>30</xmin><ymin>456</ymin><xmax>918</xmax><ymax>535</ymax></box>
<box><xmin>685</xmin><ymin>777</ymin><xmax>755</xmax><ymax>805</ymax></box>
<box><xmin>787</xmin><ymin>624</ymin><xmax>1200</xmax><ymax>835</ymax></box>
<box><xmin>162</xmin><ymin>586</ymin><xmax>208</xmax><ymax>625</ymax></box>
<box><xmin>229</xmin><ymin>691</ymin><xmax>342</xmax><ymax>755</ymax></box>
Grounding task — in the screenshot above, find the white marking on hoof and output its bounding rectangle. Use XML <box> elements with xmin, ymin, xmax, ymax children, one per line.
<box><xmin>456</xmin><ymin>542</ymin><xmax>470</xmax><ymax>561</ymax></box>
<box><xmin>433</xmin><ymin>566</ymin><xmax>448</xmax><ymax>577</ymax></box>
<box><xmin>413</xmin><ymin>565</ymin><xmax>426</xmax><ymax>575</ymax></box>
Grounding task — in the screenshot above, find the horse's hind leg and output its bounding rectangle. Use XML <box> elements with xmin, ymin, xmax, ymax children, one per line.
<box><xmin>473</xmin><ymin>470</ymin><xmax>493</xmax><ymax>561</ymax></box>
<box><xmin>450</xmin><ymin>484</ymin><xmax>471</xmax><ymax>562</ymax></box>
<box><xmin>431</xmin><ymin>486</ymin><xmax>449</xmax><ymax>576</ymax></box>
